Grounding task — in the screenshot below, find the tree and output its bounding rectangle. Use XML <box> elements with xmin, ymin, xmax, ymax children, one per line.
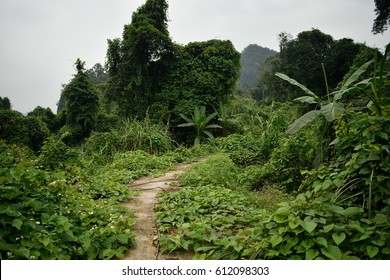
<box><xmin>178</xmin><ymin>106</ymin><xmax>221</xmax><ymax>145</ymax></box>
<box><xmin>106</xmin><ymin>0</ymin><xmax>174</xmax><ymax>117</ymax></box>
<box><xmin>0</xmin><ymin>109</ymin><xmax>50</xmax><ymax>152</ymax></box>
<box><xmin>27</xmin><ymin>106</ymin><xmax>57</xmax><ymax>132</ymax></box>
<box><xmin>372</xmin><ymin>0</ymin><xmax>390</xmax><ymax>34</ymax></box>
<box><xmin>62</xmin><ymin>59</ymin><xmax>99</xmax><ymax>142</ymax></box>
<box><xmin>257</xmin><ymin>29</ymin><xmax>367</xmax><ymax>103</ymax></box>
<box><xmin>154</xmin><ymin>40</ymin><xmax>240</xmax><ymax>124</ymax></box>
<box><xmin>0</xmin><ymin>97</ymin><xmax>11</xmax><ymax>110</ymax></box>
<box><xmin>85</xmin><ymin>63</ymin><xmax>108</xmax><ymax>85</ymax></box>
<box><xmin>277</xmin><ymin>32</ymin><xmax>293</xmax><ymax>53</ymax></box>
<box><xmin>281</xmin><ymin>29</ymin><xmax>334</xmax><ymax>97</ymax></box>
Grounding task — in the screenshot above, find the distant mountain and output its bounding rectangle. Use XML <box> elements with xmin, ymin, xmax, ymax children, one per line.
<box><xmin>238</xmin><ymin>44</ymin><xmax>277</xmax><ymax>89</ymax></box>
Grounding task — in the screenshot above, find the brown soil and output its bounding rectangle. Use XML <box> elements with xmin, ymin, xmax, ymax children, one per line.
<box><xmin>122</xmin><ymin>163</ymin><xmax>195</xmax><ymax>260</ymax></box>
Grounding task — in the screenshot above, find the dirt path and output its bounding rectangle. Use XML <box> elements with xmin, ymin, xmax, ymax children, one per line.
<box><xmin>122</xmin><ymin>163</ymin><xmax>195</xmax><ymax>260</ymax></box>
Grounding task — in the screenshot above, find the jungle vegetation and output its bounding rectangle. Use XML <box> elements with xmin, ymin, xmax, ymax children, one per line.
<box><xmin>1</xmin><ymin>0</ymin><xmax>389</xmax><ymax>260</ymax></box>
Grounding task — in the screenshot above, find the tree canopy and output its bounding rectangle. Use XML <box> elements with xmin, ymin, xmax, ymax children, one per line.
<box><xmin>62</xmin><ymin>59</ymin><xmax>99</xmax><ymax>142</ymax></box>
<box><xmin>372</xmin><ymin>0</ymin><xmax>390</xmax><ymax>34</ymax></box>
<box><xmin>254</xmin><ymin>29</ymin><xmax>369</xmax><ymax>102</ymax></box>
<box><xmin>105</xmin><ymin>0</ymin><xmax>240</xmax><ymax>125</ymax></box>
<box><xmin>106</xmin><ymin>0</ymin><xmax>174</xmax><ymax>117</ymax></box>
<box><xmin>0</xmin><ymin>97</ymin><xmax>11</xmax><ymax>110</ymax></box>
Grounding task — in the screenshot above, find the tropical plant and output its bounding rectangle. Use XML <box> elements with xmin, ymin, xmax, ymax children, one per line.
<box><xmin>276</xmin><ymin>58</ymin><xmax>374</xmax><ymax>135</ymax></box>
<box><xmin>332</xmin><ymin>43</ymin><xmax>390</xmax><ymax>117</ymax></box>
<box><xmin>178</xmin><ymin>106</ymin><xmax>221</xmax><ymax>145</ymax></box>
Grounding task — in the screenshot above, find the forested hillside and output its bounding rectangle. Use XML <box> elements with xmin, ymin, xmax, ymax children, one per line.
<box><xmin>1</xmin><ymin>0</ymin><xmax>389</xmax><ymax>260</ymax></box>
<box><xmin>237</xmin><ymin>44</ymin><xmax>277</xmax><ymax>91</ymax></box>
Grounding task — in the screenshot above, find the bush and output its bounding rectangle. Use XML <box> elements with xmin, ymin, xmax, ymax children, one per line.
<box><xmin>0</xmin><ymin>140</ymin><xmax>34</xmax><ymax>168</ymax></box>
<box><xmin>38</xmin><ymin>136</ymin><xmax>80</xmax><ymax>171</ymax></box>
<box><xmin>215</xmin><ymin>103</ymin><xmax>295</xmax><ymax>167</ymax></box>
<box><xmin>0</xmin><ymin>110</ymin><xmax>50</xmax><ymax>152</ymax></box>
<box><xmin>178</xmin><ymin>154</ymin><xmax>240</xmax><ymax>190</ymax></box>
<box><xmin>109</xmin><ymin>150</ymin><xmax>175</xmax><ymax>178</ymax></box>
<box><xmin>169</xmin><ymin>144</ymin><xmax>219</xmax><ymax>163</ymax></box>
<box><xmin>240</xmin><ymin>130</ymin><xmax>317</xmax><ymax>192</ymax></box>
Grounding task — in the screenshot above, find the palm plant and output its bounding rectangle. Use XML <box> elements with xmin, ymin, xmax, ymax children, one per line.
<box><xmin>178</xmin><ymin>106</ymin><xmax>221</xmax><ymax>145</ymax></box>
<box><xmin>275</xmin><ymin>59</ymin><xmax>374</xmax><ymax>135</ymax></box>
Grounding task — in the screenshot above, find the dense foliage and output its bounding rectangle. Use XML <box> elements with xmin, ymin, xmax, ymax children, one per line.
<box><xmin>254</xmin><ymin>29</ymin><xmax>372</xmax><ymax>103</ymax></box>
<box><xmin>1</xmin><ymin>0</ymin><xmax>389</xmax><ymax>261</ymax></box>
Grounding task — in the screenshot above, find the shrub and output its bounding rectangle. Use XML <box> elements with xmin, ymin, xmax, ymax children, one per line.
<box><xmin>0</xmin><ymin>110</ymin><xmax>50</xmax><ymax>152</ymax></box>
<box><xmin>0</xmin><ymin>140</ymin><xmax>34</xmax><ymax>168</ymax></box>
<box><xmin>38</xmin><ymin>136</ymin><xmax>80</xmax><ymax>171</ymax></box>
<box><xmin>109</xmin><ymin>150</ymin><xmax>175</xmax><ymax>178</ymax></box>
<box><xmin>240</xmin><ymin>130</ymin><xmax>317</xmax><ymax>192</ymax></box>
<box><xmin>117</xmin><ymin>118</ymin><xmax>174</xmax><ymax>154</ymax></box>
<box><xmin>178</xmin><ymin>154</ymin><xmax>240</xmax><ymax>190</ymax></box>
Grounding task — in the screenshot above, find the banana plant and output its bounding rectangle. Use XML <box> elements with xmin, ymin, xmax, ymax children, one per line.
<box><xmin>276</xmin><ymin>59</ymin><xmax>374</xmax><ymax>135</ymax></box>
<box><xmin>178</xmin><ymin>105</ymin><xmax>222</xmax><ymax>145</ymax></box>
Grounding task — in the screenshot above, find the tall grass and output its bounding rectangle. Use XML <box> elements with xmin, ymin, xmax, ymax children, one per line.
<box><xmin>84</xmin><ymin>118</ymin><xmax>175</xmax><ymax>164</ymax></box>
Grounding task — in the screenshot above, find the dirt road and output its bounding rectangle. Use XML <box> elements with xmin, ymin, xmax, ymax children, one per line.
<box><xmin>122</xmin><ymin>163</ymin><xmax>194</xmax><ymax>260</ymax></box>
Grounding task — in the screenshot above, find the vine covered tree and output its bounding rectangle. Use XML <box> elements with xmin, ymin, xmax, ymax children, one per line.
<box><xmin>154</xmin><ymin>39</ymin><xmax>240</xmax><ymax>124</ymax></box>
<box><xmin>62</xmin><ymin>59</ymin><xmax>99</xmax><ymax>142</ymax></box>
<box><xmin>106</xmin><ymin>0</ymin><xmax>174</xmax><ymax>117</ymax></box>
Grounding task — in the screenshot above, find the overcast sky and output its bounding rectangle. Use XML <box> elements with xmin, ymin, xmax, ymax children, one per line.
<box><xmin>0</xmin><ymin>0</ymin><xmax>388</xmax><ymax>114</ymax></box>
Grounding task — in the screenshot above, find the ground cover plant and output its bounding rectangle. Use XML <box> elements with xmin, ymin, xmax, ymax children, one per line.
<box><xmin>1</xmin><ymin>0</ymin><xmax>389</xmax><ymax>261</ymax></box>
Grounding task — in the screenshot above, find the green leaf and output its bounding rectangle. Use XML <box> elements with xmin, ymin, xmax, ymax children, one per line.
<box><xmin>301</xmin><ymin>239</ymin><xmax>315</xmax><ymax>250</ymax></box>
<box><xmin>202</xmin><ymin>130</ymin><xmax>215</xmax><ymax>139</ymax></box>
<box><xmin>196</xmin><ymin>246</ymin><xmax>219</xmax><ymax>252</ymax></box>
<box><xmin>315</xmin><ymin>237</ymin><xmax>328</xmax><ymax>248</ymax></box>
<box><xmin>306</xmin><ymin>249</ymin><xmax>319</xmax><ymax>260</ymax></box>
<box><xmin>288</xmin><ymin>219</ymin><xmax>300</xmax><ymax>230</ymax></box>
<box><xmin>294</xmin><ymin>96</ymin><xmax>317</xmax><ymax>104</ymax></box>
<box><xmin>41</xmin><ymin>237</ymin><xmax>51</xmax><ymax>247</ymax></box>
<box><xmin>116</xmin><ymin>234</ymin><xmax>129</xmax><ymax>244</ymax></box>
<box><xmin>301</xmin><ymin>219</ymin><xmax>317</xmax><ymax>233</ymax></box>
<box><xmin>321</xmin><ymin>102</ymin><xmax>344</xmax><ymax>122</ymax></box>
<box><xmin>178</xmin><ymin>113</ymin><xmax>194</xmax><ymax>124</ymax></box>
<box><xmin>204</xmin><ymin>124</ymin><xmax>222</xmax><ymax>129</ymax></box>
<box><xmin>321</xmin><ymin>245</ymin><xmax>343</xmax><ymax>260</ymax></box>
<box><xmin>15</xmin><ymin>247</ymin><xmax>30</xmax><ymax>259</ymax></box>
<box><xmin>286</xmin><ymin>110</ymin><xmax>321</xmax><ymax>135</ymax></box>
<box><xmin>366</xmin><ymin>154</ymin><xmax>380</xmax><ymax>161</ymax></box>
<box><xmin>12</xmin><ymin>218</ymin><xmax>23</xmax><ymax>230</ymax></box>
<box><xmin>367</xmin><ymin>246</ymin><xmax>379</xmax><ymax>258</ymax></box>
<box><xmin>81</xmin><ymin>236</ymin><xmax>91</xmax><ymax>249</ymax></box>
<box><xmin>270</xmin><ymin>235</ymin><xmax>283</xmax><ymax>247</ymax></box>
<box><xmin>275</xmin><ymin>72</ymin><xmax>320</xmax><ymax>101</ymax></box>
<box><xmin>339</xmin><ymin>59</ymin><xmax>374</xmax><ymax>92</ymax></box>
<box><xmin>177</xmin><ymin>122</ymin><xmax>195</xmax><ymax>127</ymax></box>
<box><xmin>374</xmin><ymin>213</ymin><xmax>387</xmax><ymax>224</ymax></box>
<box><xmin>342</xmin><ymin>207</ymin><xmax>362</xmax><ymax>217</ymax></box>
<box><xmin>273</xmin><ymin>214</ymin><xmax>288</xmax><ymax>223</ymax></box>
<box><xmin>332</xmin><ymin>232</ymin><xmax>346</xmax><ymax>246</ymax></box>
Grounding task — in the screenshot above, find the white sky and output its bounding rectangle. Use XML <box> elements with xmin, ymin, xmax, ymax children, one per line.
<box><xmin>0</xmin><ymin>0</ymin><xmax>389</xmax><ymax>114</ymax></box>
